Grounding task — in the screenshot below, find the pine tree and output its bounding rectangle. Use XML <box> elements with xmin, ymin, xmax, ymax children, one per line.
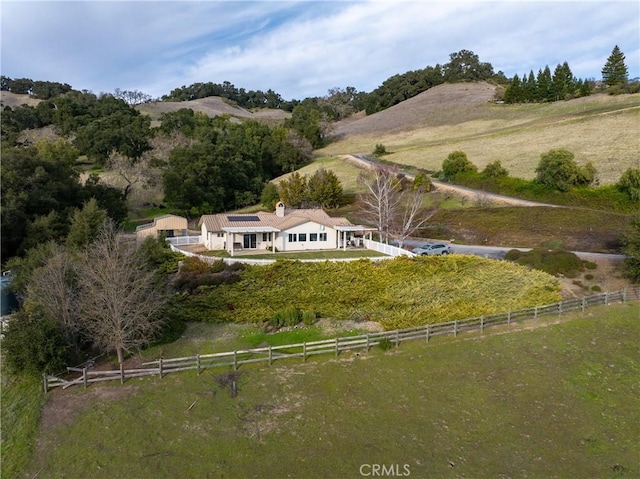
<box><xmin>602</xmin><ymin>45</ymin><xmax>628</xmax><ymax>86</ymax></box>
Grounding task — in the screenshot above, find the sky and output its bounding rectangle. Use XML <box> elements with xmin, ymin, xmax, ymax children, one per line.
<box><xmin>1</xmin><ymin>1</ymin><xmax>639</xmax><ymax>101</ymax></box>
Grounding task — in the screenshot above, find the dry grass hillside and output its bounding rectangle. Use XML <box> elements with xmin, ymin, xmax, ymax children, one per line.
<box><xmin>135</xmin><ymin>97</ymin><xmax>291</xmax><ymax>122</ymax></box>
<box><xmin>0</xmin><ymin>91</ymin><xmax>42</xmax><ymax>108</ymax></box>
<box><xmin>321</xmin><ymin>83</ymin><xmax>640</xmax><ymax>184</ymax></box>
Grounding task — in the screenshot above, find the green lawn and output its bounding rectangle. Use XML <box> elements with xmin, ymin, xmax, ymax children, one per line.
<box><xmin>20</xmin><ymin>302</ymin><xmax>640</xmax><ymax>479</ymax></box>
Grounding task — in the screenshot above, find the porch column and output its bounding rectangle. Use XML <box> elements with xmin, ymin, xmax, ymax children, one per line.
<box><xmin>229</xmin><ymin>233</ymin><xmax>234</xmax><ymax>256</ymax></box>
<box><xmin>271</xmin><ymin>232</ymin><xmax>275</xmax><ymax>253</ymax></box>
<box><xmin>342</xmin><ymin>231</ymin><xmax>347</xmax><ymax>251</ymax></box>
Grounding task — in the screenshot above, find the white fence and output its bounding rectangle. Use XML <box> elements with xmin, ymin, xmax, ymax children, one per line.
<box><xmin>43</xmin><ymin>286</ymin><xmax>639</xmax><ymax>392</ymax></box>
<box><xmin>167</xmin><ymin>235</ymin><xmax>202</xmax><ymax>246</ymax></box>
<box><xmin>363</xmin><ymin>239</ymin><xmax>415</xmax><ymax>257</ymax></box>
<box><xmin>167</xmin><ymin>238</ymin><xmax>414</xmax><ymax>265</ymax></box>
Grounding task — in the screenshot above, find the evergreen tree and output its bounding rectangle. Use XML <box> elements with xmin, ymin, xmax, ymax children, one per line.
<box><xmin>525</xmin><ymin>70</ymin><xmax>537</xmax><ymax>102</ymax></box>
<box><xmin>602</xmin><ymin>45</ymin><xmax>628</xmax><ymax>86</ymax></box>
<box><xmin>537</xmin><ymin>66</ymin><xmax>553</xmax><ymax>102</ymax></box>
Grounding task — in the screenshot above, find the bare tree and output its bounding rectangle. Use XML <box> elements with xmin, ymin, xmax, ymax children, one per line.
<box><xmin>358</xmin><ymin>167</ymin><xmax>435</xmax><ymax>247</ymax></box>
<box><xmin>24</xmin><ymin>246</ymin><xmax>82</xmax><ymax>350</ymax></box>
<box><xmin>391</xmin><ymin>186</ymin><xmax>436</xmax><ymax>249</ymax></box>
<box><xmin>107</xmin><ymin>151</ymin><xmax>162</xmax><ymax>201</ymax></box>
<box><xmin>357</xmin><ymin>167</ymin><xmax>402</xmax><ymax>244</ymax></box>
<box><xmin>76</xmin><ymin>222</ymin><xmax>167</xmax><ymax>364</ymax></box>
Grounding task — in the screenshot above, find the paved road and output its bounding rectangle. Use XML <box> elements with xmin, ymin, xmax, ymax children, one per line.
<box><xmin>399</xmin><ymin>239</ymin><xmax>625</xmax><ymax>261</ymax></box>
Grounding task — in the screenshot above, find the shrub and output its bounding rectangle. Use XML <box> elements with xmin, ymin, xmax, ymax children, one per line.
<box><xmin>572</xmin><ymin>280</ymin><xmax>586</xmax><ymax>289</ymax></box>
<box><xmin>482</xmin><ymin>160</ymin><xmax>509</xmax><ymax>179</ymax></box>
<box><xmin>270</xmin><ymin>306</ymin><xmax>301</xmax><ymax>329</ymax></box>
<box><xmin>507</xmin><ymin>248</ymin><xmax>584</xmax><ymax>276</ymax></box>
<box><xmin>378</xmin><ymin>337</ymin><xmax>393</xmax><ymax>351</ymax></box>
<box><xmin>2</xmin><ymin>312</ymin><xmax>69</xmax><ymax>375</ymax></box>
<box><xmin>302</xmin><ymin>310</ymin><xmax>316</xmax><ymax>326</ymax></box>
<box><xmin>442</xmin><ymin>151</ymin><xmax>477</xmax><ymax>180</ymax></box>
<box><xmin>373</xmin><ymin>144</ymin><xmax>388</xmax><ymax>156</ymax></box>
<box><xmin>591</xmin><ymin>285</ymin><xmax>602</xmax><ymax>292</ymax></box>
<box><xmin>504</xmin><ymin>249</ymin><xmax>524</xmax><ymax>261</ymax></box>
<box><xmin>583</xmin><ymin>261</ymin><xmax>597</xmax><ymax>270</ymax></box>
<box><xmin>617</xmin><ymin>167</ymin><xmax>640</xmax><ymax>201</ymax></box>
<box><xmin>584</xmin><ymin>274</ymin><xmax>595</xmax><ymax>281</ymax></box>
<box><xmin>535</xmin><ymin>149</ymin><xmax>596</xmax><ymax>192</ymax></box>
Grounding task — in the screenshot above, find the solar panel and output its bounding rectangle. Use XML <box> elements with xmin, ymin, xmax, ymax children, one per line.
<box><xmin>227</xmin><ymin>215</ymin><xmax>260</xmax><ymax>222</ymax></box>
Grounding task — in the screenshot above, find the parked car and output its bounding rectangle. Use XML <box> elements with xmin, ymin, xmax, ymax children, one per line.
<box><xmin>412</xmin><ymin>242</ymin><xmax>451</xmax><ymax>256</ymax></box>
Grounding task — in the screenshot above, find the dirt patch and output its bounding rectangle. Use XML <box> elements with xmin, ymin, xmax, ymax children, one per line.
<box><xmin>39</xmin><ymin>385</ymin><xmax>138</xmax><ymax>431</ymax></box>
<box><xmin>558</xmin><ymin>257</ymin><xmax>631</xmax><ymax>299</ymax></box>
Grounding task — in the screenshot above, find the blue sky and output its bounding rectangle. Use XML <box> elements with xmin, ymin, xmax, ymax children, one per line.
<box><xmin>1</xmin><ymin>1</ymin><xmax>638</xmax><ymax>100</ymax></box>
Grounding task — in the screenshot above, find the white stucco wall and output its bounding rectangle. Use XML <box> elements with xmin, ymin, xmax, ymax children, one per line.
<box><xmin>279</xmin><ymin>222</ymin><xmax>337</xmax><ymax>251</ymax></box>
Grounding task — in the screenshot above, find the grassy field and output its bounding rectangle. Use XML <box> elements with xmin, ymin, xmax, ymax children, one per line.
<box><xmin>319</xmin><ymin>92</ymin><xmax>640</xmax><ymax>185</ymax></box>
<box><xmin>19</xmin><ymin>302</ymin><xmax>640</xmax><ymax>479</ymax></box>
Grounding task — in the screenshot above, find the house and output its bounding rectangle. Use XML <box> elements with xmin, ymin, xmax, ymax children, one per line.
<box><xmin>199</xmin><ymin>202</ymin><xmax>373</xmax><ymax>255</ymax></box>
<box><xmin>136</xmin><ymin>214</ymin><xmax>189</xmax><ymax>242</ymax></box>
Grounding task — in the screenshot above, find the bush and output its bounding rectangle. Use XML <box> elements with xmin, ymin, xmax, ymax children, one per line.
<box><xmin>378</xmin><ymin>337</ymin><xmax>393</xmax><ymax>351</ymax></box>
<box><xmin>442</xmin><ymin>151</ymin><xmax>477</xmax><ymax>180</ymax></box>
<box><xmin>535</xmin><ymin>149</ymin><xmax>596</xmax><ymax>192</ymax></box>
<box><xmin>373</xmin><ymin>144</ymin><xmax>388</xmax><ymax>156</ymax></box>
<box><xmin>617</xmin><ymin>167</ymin><xmax>640</xmax><ymax>201</ymax></box>
<box><xmin>591</xmin><ymin>285</ymin><xmax>602</xmax><ymax>292</ymax></box>
<box><xmin>482</xmin><ymin>160</ymin><xmax>509</xmax><ymax>179</ymax></box>
<box><xmin>2</xmin><ymin>312</ymin><xmax>69</xmax><ymax>375</ymax></box>
<box><xmin>583</xmin><ymin>261</ymin><xmax>597</xmax><ymax>270</ymax></box>
<box><xmin>507</xmin><ymin>248</ymin><xmax>584</xmax><ymax>276</ymax></box>
<box><xmin>301</xmin><ymin>310</ymin><xmax>316</xmax><ymax>326</ymax></box>
<box><xmin>504</xmin><ymin>249</ymin><xmax>524</xmax><ymax>261</ymax></box>
<box><xmin>270</xmin><ymin>306</ymin><xmax>301</xmax><ymax>329</ymax></box>
<box><xmin>584</xmin><ymin>274</ymin><xmax>595</xmax><ymax>281</ymax></box>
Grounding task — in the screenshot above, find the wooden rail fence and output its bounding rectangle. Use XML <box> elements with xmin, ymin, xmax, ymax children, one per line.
<box><xmin>44</xmin><ymin>286</ymin><xmax>639</xmax><ymax>392</ymax></box>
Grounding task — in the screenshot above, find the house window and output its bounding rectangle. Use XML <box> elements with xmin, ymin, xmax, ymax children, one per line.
<box><xmin>262</xmin><ymin>232</ymin><xmax>272</xmax><ymax>241</ymax></box>
<box><xmin>216</xmin><ymin>232</ymin><xmax>224</xmax><ymax>237</ymax></box>
<box><xmin>299</xmin><ymin>233</ymin><xmax>307</xmax><ymax>242</ymax></box>
<box><xmin>310</xmin><ymin>233</ymin><xmax>318</xmax><ymax>241</ymax></box>
<box><xmin>319</xmin><ymin>233</ymin><xmax>327</xmax><ymax>241</ymax></box>
<box><xmin>288</xmin><ymin>233</ymin><xmax>297</xmax><ymax>242</ymax></box>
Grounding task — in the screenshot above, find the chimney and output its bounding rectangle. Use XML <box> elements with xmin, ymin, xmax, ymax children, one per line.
<box><xmin>275</xmin><ymin>201</ymin><xmax>285</xmax><ymax>218</ymax></box>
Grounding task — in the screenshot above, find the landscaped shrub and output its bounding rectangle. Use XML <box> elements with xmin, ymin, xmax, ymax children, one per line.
<box><xmin>302</xmin><ymin>310</ymin><xmax>316</xmax><ymax>326</ymax></box>
<box><xmin>507</xmin><ymin>248</ymin><xmax>584</xmax><ymax>277</ymax></box>
<box><xmin>270</xmin><ymin>306</ymin><xmax>301</xmax><ymax>329</ymax></box>
<box><xmin>583</xmin><ymin>261</ymin><xmax>597</xmax><ymax>270</ymax></box>
<box><xmin>591</xmin><ymin>285</ymin><xmax>602</xmax><ymax>292</ymax></box>
<box><xmin>169</xmin><ymin>256</ymin><xmax>561</xmax><ymax>330</ymax></box>
<box><xmin>378</xmin><ymin>337</ymin><xmax>393</xmax><ymax>351</ymax></box>
<box><xmin>584</xmin><ymin>274</ymin><xmax>595</xmax><ymax>281</ymax></box>
<box><xmin>504</xmin><ymin>249</ymin><xmax>524</xmax><ymax>261</ymax></box>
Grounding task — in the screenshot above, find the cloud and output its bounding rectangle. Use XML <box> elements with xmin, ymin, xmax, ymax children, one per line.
<box><xmin>2</xmin><ymin>1</ymin><xmax>638</xmax><ymax>99</ymax></box>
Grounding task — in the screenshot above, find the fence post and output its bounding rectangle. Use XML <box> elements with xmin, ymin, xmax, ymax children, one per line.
<box><xmin>268</xmin><ymin>345</ymin><xmax>272</xmax><ymax>366</ymax></box>
<box><xmin>159</xmin><ymin>358</ymin><xmax>163</xmax><ymax>379</ymax></box>
<box><xmin>233</xmin><ymin>351</ymin><xmax>238</xmax><ymax>371</ymax></box>
<box><xmin>534</xmin><ymin>306</ymin><xmax>538</xmax><ymax>320</ymax></box>
<box><xmin>43</xmin><ymin>373</ymin><xmax>48</xmax><ymax>394</ymax></box>
<box><xmin>120</xmin><ymin>363</ymin><xmax>125</xmax><ymax>384</ymax></box>
<box><xmin>303</xmin><ymin>342</ymin><xmax>307</xmax><ymax>362</ymax></box>
<box><xmin>558</xmin><ymin>302</ymin><xmax>562</xmax><ymax>316</ymax></box>
<box><xmin>366</xmin><ymin>334</ymin><xmax>370</xmax><ymax>352</ymax></box>
<box><xmin>335</xmin><ymin>337</ymin><xmax>339</xmax><ymax>357</ymax></box>
<box><xmin>426</xmin><ymin>324</ymin><xmax>430</xmax><ymax>343</ymax></box>
<box><xmin>507</xmin><ymin>311</ymin><xmax>511</xmax><ymax>326</ymax></box>
<box><xmin>622</xmin><ymin>288</ymin><xmax>627</xmax><ymax>303</ymax></box>
<box><xmin>454</xmin><ymin>320</ymin><xmax>458</xmax><ymax>337</ymax></box>
<box><xmin>582</xmin><ymin>297</ymin><xmax>586</xmax><ymax>312</ymax></box>
<box><xmin>196</xmin><ymin>355</ymin><xmax>201</xmax><ymax>375</ymax></box>
<box><xmin>83</xmin><ymin>367</ymin><xmax>88</xmax><ymax>388</ymax></box>
<box><xmin>480</xmin><ymin>316</ymin><xmax>484</xmax><ymax>333</ymax></box>
<box><xmin>605</xmin><ymin>292</ymin><xmax>609</xmax><ymax>305</ymax></box>
<box><xmin>395</xmin><ymin>330</ymin><xmax>400</xmax><ymax>347</ymax></box>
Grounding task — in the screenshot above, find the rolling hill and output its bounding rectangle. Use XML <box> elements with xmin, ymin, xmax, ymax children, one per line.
<box><xmin>321</xmin><ymin>83</ymin><xmax>640</xmax><ymax>184</ymax></box>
